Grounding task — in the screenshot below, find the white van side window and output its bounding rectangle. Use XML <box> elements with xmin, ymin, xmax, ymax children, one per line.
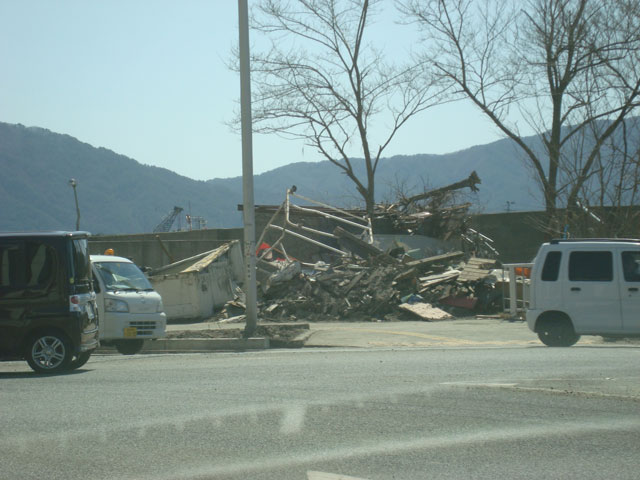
<box><xmin>569</xmin><ymin>251</ymin><xmax>613</xmax><ymax>282</ymax></box>
<box><xmin>622</xmin><ymin>251</ymin><xmax>640</xmax><ymax>282</ymax></box>
<box><xmin>541</xmin><ymin>251</ymin><xmax>562</xmax><ymax>281</ymax></box>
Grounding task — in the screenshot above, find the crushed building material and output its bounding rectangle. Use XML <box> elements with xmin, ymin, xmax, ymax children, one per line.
<box><xmin>405</xmin><ymin>251</ymin><xmax>465</xmax><ymax>271</ymax></box>
<box><xmin>418</xmin><ymin>270</ymin><xmax>461</xmax><ymax>292</ymax></box>
<box><xmin>334</xmin><ymin>226</ymin><xmax>395</xmax><ymax>263</ymax></box>
<box><xmin>439</xmin><ymin>295</ymin><xmax>478</xmax><ymax>310</ymax></box>
<box><xmin>457</xmin><ymin>257</ymin><xmax>500</xmax><ymax>282</ymax></box>
<box><xmin>227</xmin><ymin>185</ymin><xmax>503</xmax><ymax>323</ymax></box>
<box><xmin>245</xmin><ymin>253</ymin><xmax>503</xmax><ymax>322</ymax></box>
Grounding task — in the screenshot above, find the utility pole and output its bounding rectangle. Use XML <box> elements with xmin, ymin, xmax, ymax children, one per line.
<box><xmin>239</xmin><ymin>0</ymin><xmax>258</xmax><ymax>337</ymax></box>
<box><xmin>69</xmin><ymin>178</ymin><xmax>80</xmax><ymax>230</ymax></box>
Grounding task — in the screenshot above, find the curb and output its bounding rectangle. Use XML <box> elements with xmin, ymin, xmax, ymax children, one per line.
<box><xmin>98</xmin><ymin>337</ymin><xmax>270</xmax><ymax>354</ymax></box>
<box><xmin>270</xmin><ymin>330</ymin><xmax>315</xmax><ymax>348</ymax></box>
<box><xmin>144</xmin><ymin>337</ymin><xmax>269</xmax><ymax>352</ymax></box>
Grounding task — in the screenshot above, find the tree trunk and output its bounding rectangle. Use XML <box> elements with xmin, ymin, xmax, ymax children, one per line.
<box><xmin>364</xmin><ymin>185</ymin><xmax>375</xmax><ymax>219</ymax></box>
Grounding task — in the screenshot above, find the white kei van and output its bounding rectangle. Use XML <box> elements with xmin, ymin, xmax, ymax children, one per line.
<box><xmin>527</xmin><ymin>239</ymin><xmax>640</xmax><ymax>346</ymax></box>
<box><xmin>91</xmin><ymin>255</ymin><xmax>166</xmax><ymax>354</ymax></box>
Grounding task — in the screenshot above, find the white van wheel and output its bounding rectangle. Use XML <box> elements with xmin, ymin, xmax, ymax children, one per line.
<box><xmin>114</xmin><ymin>340</ymin><xmax>144</xmax><ymax>355</ymax></box>
<box><xmin>537</xmin><ymin>317</ymin><xmax>580</xmax><ymax>347</ymax></box>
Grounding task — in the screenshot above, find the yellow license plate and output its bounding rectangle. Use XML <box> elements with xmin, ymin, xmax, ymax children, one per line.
<box><xmin>123</xmin><ymin>327</ymin><xmax>137</xmax><ymax>338</ymax></box>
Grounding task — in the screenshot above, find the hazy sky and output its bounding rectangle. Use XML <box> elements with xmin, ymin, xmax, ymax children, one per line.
<box><xmin>0</xmin><ymin>0</ymin><xmax>508</xmax><ymax>181</ymax></box>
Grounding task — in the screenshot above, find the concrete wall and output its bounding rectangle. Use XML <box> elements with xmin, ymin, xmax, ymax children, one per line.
<box><xmin>470</xmin><ymin>211</ymin><xmax>547</xmax><ymax>263</ymax></box>
<box><xmin>89</xmin><ymin>229</ymin><xmax>244</xmax><ymax>269</ymax></box>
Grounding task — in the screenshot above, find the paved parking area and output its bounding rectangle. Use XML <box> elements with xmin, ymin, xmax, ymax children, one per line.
<box><xmin>164</xmin><ymin>317</ymin><xmax>616</xmax><ymax>349</ymax></box>
<box><xmin>303</xmin><ymin>318</ymin><xmax>605</xmax><ymax>348</ymax></box>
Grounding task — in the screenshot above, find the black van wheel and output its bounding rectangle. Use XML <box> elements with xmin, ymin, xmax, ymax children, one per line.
<box><xmin>537</xmin><ymin>317</ymin><xmax>580</xmax><ymax>347</ymax></box>
<box><xmin>68</xmin><ymin>351</ymin><xmax>93</xmax><ymax>370</ymax></box>
<box><xmin>25</xmin><ymin>331</ymin><xmax>73</xmax><ymax>373</ymax></box>
<box><xmin>114</xmin><ymin>340</ymin><xmax>144</xmax><ymax>355</ymax></box>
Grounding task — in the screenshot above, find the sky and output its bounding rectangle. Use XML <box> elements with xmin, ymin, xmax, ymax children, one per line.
<box><xmin>0</xmin><ymin>0</ymin><xmax>508</xmax><ymax>182</ymax></box>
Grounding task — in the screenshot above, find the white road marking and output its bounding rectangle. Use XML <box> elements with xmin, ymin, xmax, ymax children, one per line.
<box><xmin>280</xmin><ymin>404</ymin><xmax>307</xmax><ymax>434</ymax></box>
<box><xmin>307</xmin><ymin>470</ymin><xmax>370</xmax><ymax>480</ymax></box>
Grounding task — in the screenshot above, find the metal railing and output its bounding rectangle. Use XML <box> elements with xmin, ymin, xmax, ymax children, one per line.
<box><xmin>500</xmin><ymin>263</ymin><xmax>534</xmax><ymax>319</ymax></box>
<box><xmin>255</xmin><ymin>187</ymin><xmax>373</xmax><ymax>266</ymax></box>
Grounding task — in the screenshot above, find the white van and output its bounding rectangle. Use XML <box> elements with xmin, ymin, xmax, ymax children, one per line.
<box><xmin>91</xmin><ymin>255</ymin><xmax>166</xmax><ymax>354</ymax></box>
<box><xmin>527</xmin><ymin>239</ymin><xmax>640</xmax><ymax>346</ymax></box>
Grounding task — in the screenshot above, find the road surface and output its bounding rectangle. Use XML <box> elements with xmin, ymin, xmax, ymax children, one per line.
<box><xmin>1</xmin><ymin>345</ymin><xmax>639</xmax><ymax>479</ymax></box>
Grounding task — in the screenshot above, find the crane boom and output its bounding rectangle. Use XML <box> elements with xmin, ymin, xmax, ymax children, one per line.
<box><xmin>153</xmin><ymin>206</ymin><xmax>184</xmax><ymax>233</ymax></box>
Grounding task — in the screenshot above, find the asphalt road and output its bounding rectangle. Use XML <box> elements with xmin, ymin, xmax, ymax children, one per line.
<box><xmin>1</xmin><ymin>345</ymin><xmax>639</xmax><ymax>480</ymax></box>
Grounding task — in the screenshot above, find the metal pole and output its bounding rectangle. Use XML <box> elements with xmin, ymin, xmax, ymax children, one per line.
<box><xmin>69</xmin><ymin>178</ymin><xmax>80</xmax><ymax>230</ymax></box>
<box><xmin>238</xmin><ymin>0</ymin><xmax>258</xmax><ymax>337</ymax></box>
<box><xmin>508</xmin><ymin>266</ymin><xmax>517</xmax><ymax>318</ymax></box>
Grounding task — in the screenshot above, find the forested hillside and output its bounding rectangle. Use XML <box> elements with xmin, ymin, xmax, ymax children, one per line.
<box><xmin>0</xmin><ymin>121</ymin><xmax>550</xmax><ymax>234</ymax></box>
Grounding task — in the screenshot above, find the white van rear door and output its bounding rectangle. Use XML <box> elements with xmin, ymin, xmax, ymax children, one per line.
<box><xmin>620</xmin><ymin>250</ymin><xmax>640</xmax><ymax>334</ymax></box>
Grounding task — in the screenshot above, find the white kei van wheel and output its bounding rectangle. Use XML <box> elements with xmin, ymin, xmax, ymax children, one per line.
<box><xmin>537</xmin><ymin>317</ymin><xmax>580</xmax><ymax>347</ymax></box>
<box><xmin>114</xmin><ymin>339</ymin><xmax>144</xmax><ymax>355</ymax></box>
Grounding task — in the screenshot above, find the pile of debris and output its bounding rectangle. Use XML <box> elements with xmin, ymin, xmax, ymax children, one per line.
<box><xmin>221</xmin><ymin>177</ymin><xmax>503</xmax><ymax>322</ymax></box>
<box><xmin>261</xmin><ymin>257</ymin><xmax>404</xmax><ymax>321</ymax></box>
<box><xmin>378</xmin><ymin>170</ymin><xmax>482</xmax><ymax>239</ymax></box>
<box><xmin>252</xmin><ymin>247</ymin><xmax>501</xmax><ymax>322</ymax></box>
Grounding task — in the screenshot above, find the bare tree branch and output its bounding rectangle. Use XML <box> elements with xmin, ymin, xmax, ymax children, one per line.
<box><xmin>399</xmin><ymin>0</ymin><xmax>640</xmax><ymax>233</ymax></box>
<box><xmin>243</xmin><ymin>0</ymin><xmax>447</xmax><ymax>216</ymax></box>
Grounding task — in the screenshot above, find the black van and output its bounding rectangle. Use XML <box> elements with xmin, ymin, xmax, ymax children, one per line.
<box><xmin>0</xmin><ymin>231</ymin><xmax>99</xmax><ymax>373</ymax></box>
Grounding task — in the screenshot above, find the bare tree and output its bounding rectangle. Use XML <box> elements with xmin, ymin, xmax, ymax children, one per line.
<box><xmin>246</xmin><ymin>0</ymin><xmax>445</xmax><ymax>217</ymax></box>
<box><xmin>399</xmin><ymin>0</ymin><xmax>640</xmax><ymax>235</ymax></box>
<box><xmin>566</xmin><ymin>119</ymin><xmax>640</xmax><ymax>237</ymax></box>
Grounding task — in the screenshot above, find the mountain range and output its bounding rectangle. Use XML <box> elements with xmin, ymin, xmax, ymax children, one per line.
<box><xmin>0</xmin><ymin>121</ymin><xmax>546</xmax><ymax>234</ymax></box>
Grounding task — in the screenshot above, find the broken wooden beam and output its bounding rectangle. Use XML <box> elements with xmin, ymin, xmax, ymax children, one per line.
<box><xmin>398</xmin><ymin>171</ymin><xmax>481</xmax><ymax>209</ymax></box>
<box><xmin>398</xmin><ymin>302</ymin><xmax>453</xmax><ymax>321</ymax></box>
<box><xmin>457</xmin><ymin>257</ymin><xmax>500</xmax><ymax>282</ymax></box>
<box><xmin>418</xmin><ymin>270</ymin><xmax>461</xmax><ymax>292</ymax></box>
<box><xmin>393</xmin><ymin>267</ymin><xmax>417</xmax><ymax>284</ymax></box>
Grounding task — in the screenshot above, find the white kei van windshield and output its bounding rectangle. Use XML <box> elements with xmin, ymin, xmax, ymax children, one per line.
<box><xmin>94</xmin><ymin>261</ymin><xmax>153</xmax><ymax>292</ymax></box>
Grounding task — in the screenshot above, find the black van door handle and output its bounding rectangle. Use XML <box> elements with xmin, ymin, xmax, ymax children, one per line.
<box><xmin>571</xmin><ymin>287</ymin><xmax>581</xmax><ymax>292</ymax></box>
<box><xmin>629</xmin><ymin>287</ymin><xmax>639</xmax><ymax>292</ymax></box>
